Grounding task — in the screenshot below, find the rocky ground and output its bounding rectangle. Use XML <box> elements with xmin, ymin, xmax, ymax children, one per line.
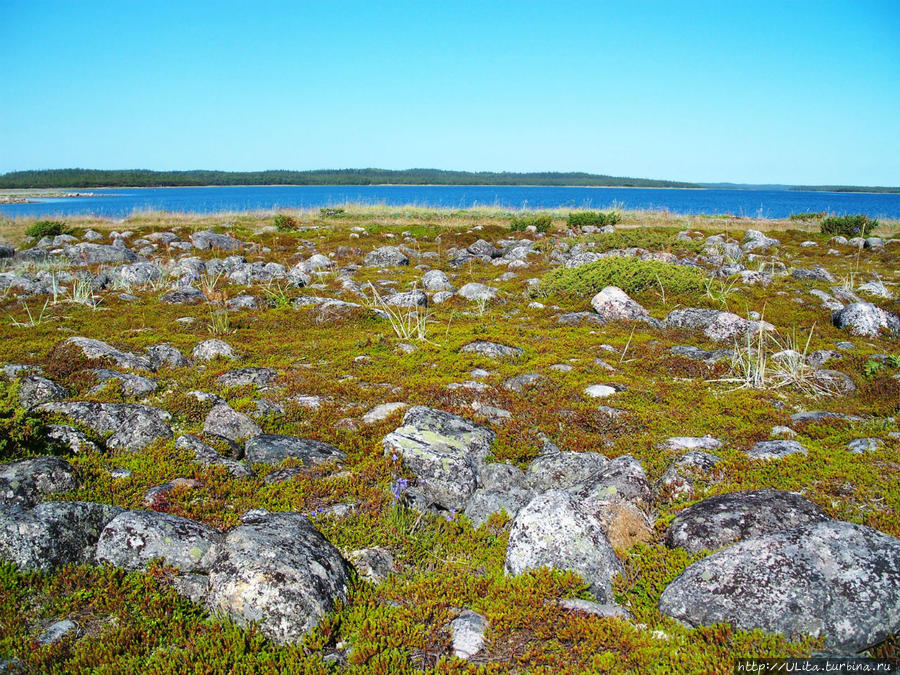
<box><xmin>0</xmin><ymin>207</ymin><xmax>898</xmax><ymax>673</ymax></box>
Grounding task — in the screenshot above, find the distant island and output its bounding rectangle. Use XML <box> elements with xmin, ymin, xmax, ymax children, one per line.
<box><xmin>0</xmin><ymin>168</ymin><xmax>897</xmax><ymax>192</ymax></box>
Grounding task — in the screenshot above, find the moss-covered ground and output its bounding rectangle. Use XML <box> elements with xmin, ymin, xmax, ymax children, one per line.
<box><xmin>0</xmin><ymin>206</ymin><xmax>897</xmax><ymax>673</ymax></box>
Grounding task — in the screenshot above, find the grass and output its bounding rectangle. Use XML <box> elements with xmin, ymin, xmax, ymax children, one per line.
<box><xmin>0</xmin><ymin>206</ymin><xmax>897</xmax><ymax>672</ymax></box>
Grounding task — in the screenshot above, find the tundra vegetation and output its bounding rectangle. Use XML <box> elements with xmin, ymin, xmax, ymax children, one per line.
<box><xmin>0</xmin><ymin>205</ymin><xmax>898</xmax><ymax>673</ymax></box>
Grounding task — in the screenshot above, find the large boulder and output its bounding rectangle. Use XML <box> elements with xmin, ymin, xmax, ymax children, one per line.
<box><xmin>457</xmin><ymin>283</ymin><xmax>498</xmax><ymax>302</ymax></box>
<box><xmin>525</xmin><ymin>451</ymin><xmax>607</xmax><ymax>492</ymax></box>
<box><xmin>190</xmin><ymin>230</ymin><xmax>244</xmax><ymax>251</ymax></box>
<box><xmin>0</xmin><ymin>501</ymin><xmax>124</xmax><ymax>571</ymax></box>
<box><xmin>89</xmin><ymin>369</ymin><xmax>158</xmax><ymax>397</ymax></box>
<box><xmin>658</xmin><ymin>520</ymin><xmax>900</xmax><ymax>652</ymax></box>
<box><xmin>0</xmin><ymin>457</ymin><xmax>79</xmax><ymax>508</ymax></box>
<box><xmin>459</xmin><ymin>341</ymin><xmax>523</xmax><ymax>359</ymax></box>
<box><xmin>64</xmin><ymin>243</ymin><xmax>139</xmax><ymax>265</ymax></box>
<box><xmin>505</xmin><ymin>490</ymin><xmax>623</xmax><ymax>603</ymax></box>
<box><xmin>63</xmin><ymin>337</ymin><xmax>153</xmax><ymax>371</ymax></box>
<box><xmin>39</xmin><ymin>402</ymin><xmax>172</xmax><ymax>452</ymax></box>
<box><xmin>95</xmin><ymin>510</ymin><xmax>223</xmax><ymax>573</ymax></box>
<box><xmin>17</xmin><ymin>374</ymin><xmax>68</xmax><ymax>409</ymax></box>
<box><xmin>364</xmin><ymin>246</ymin><xmax>409</xmax><ymax>267</ymax></box>
<box><xmin>665</xmin><ymin>489</ymin><xmax>830</xmax><ymax>554</ymax></box>
<box><xmin>244</xmin><ymin>434</ymin><xmax>345</xmax><ymax>466</ymax></box>
<box><xmin>422</xmin><ymin>269</ymin><xmax>454</xmax><ymax>292</ymax></box>
<box><xmin>383</xmin><ymin>406</ymin><xmax>495</xmax><ymax>511</ymax></box>
<box><xmin>206</xmin><ymin>511</ymin><xmax>351</xmax><ymax>644</ymax></box>
<box><xmin>590</xmin><ymin>286</ymin><xmax>659</xmax><ymax>326</ymax></box>
<box><xmin>831</xmin><ymin>302</ymin><xmax>900</xmax><ymax>338</ymax></box>
<box><xmin>202</xmin><ymin>403</ymin><xmax>261</xmax><ymax>443</ymax></box>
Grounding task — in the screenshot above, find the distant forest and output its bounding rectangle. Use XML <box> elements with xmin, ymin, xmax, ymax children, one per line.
<box><xmin>0</xmin><ymin>168</ymin><xmax>699</xmax><ymax>189</ymax></box>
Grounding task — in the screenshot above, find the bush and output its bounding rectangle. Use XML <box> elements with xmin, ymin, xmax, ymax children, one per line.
<box><xmin>567</xmin><ymin>211</ymin><xmax>622</xmax><ymax>229</ymax></box>
<box><xmin>273</xmin><ymin>214</ymin><xmax>299</xmax><ymax>231</ymax></box>
<box><xmin>820</xmin><ymin>214</ymin><xmax>878</xmax><ymax>238</ymax></box>
<box><xmin>788</xmin><ymin>212</ymin><xmax>825</xmax><ymax>221</ymax></box>
<box><xmin>583</xmin><ymin>227</ymin><xmax>703</xmax><ymax>254</ymax></box>
<box><xmin>25</xmin><ymin>220</ymin><xmax>70</xmax><ymax>238</ymax></box>
<box><xmin>510</xmin><ymin>214</ymin><xmax>552</xmax><ymax>233</ymax></box>
<box><xmin>537</xmin><ymin>256</ymin><xmax>705</xmax><ymax>298</ymax></box>
<box><xmin>0</xmin><ymin>381</ymin><xmax>60</xmax><ymax>461</ymax></box>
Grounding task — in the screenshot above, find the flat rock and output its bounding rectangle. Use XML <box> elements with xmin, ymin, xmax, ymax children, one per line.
<box><xmin>206</xmin><ymin>511</ymin><xmax>351</xmax><ymax>644</ymax></box>
<box><xmin>847</xmin><ymin>438</ymin><xmax>884</xmax><ymax>453</ymax></box>
<box><xmin>64</xmin><ymin>243</ymin><xmax>139</xmax><ymax>265</ymax></box>
<box><xmin>526</xmin><ymin>451</ymin><xmax>607</xmax><ymax>492</ymax></box>
<box><xmin>17</xmin><ymin>374</ymin><xmax>68</xmax><ymax>409</ymax></box>
<box><xmin>203</xmin><ymin>403</ymin><xmax>261</xmax><ymax>443</ymax></box>
<box><xmin>0</xmin><ymin>457</ymin><xmax>79</xmax><ymax>508</ymax></box>
<box><xmin>459</xmin><ymin>340</ymin><xmax>523</xmax><ymax>359</ymax></box>
<box><xmin>661</xmin><ymin>436</ymin><xmax>722</xmax><ymax>451</ymax></box>
<box><xmin>383</xmin><ymin>406</ymin><xmax>495</xmax><ymax>511</ymax></box>
<box><xmin>244</xmin><ymin>434</ymin><xmax>345</xmax><ymax>466</ymax></box>
<box><xmin>89</xmin><ymin>369</ymin><xmax>157</xmax><ymax>397</ymax></box>
<box><xmin>175</xmin><ymin>434</ymin><xmax>253</xmax><ymax>477</ymax></box>
<box><xmin>39</xmin><ymin>401</ymin><xmax>172</xmax><ymax>452</ymax></box>
<box><xmin>502</xmin><ymin>373</ymin><xmax>544</xmax><ymax>393</ymax></box>
<box><xmin>63</xmin><ymin>336</ymin><xmax>153</xmax><ymax>371</ymax></box>
<box><xmin>665</xmin><ymin>489</ymin><xmax>830</xmax><ymax>554</ymax></box>
<box><xmin>95</xmin><ymin>510</ymin><xmax>223</xmax><ymax>573</ymax></box>
<box><xmin>746</xmin><ymin>440</ymin><xmax>807</xmax><ymax>460</ymax></box>
<box><xmin>160</xmin><ymin>287</ymin><xmax>206</xmax><ymax>305</ymax></box>
<box><xmin>216</xmin><ymin>367</ymin><xmax>277</xmax><ymax>389</ymax></box>
<box><xmin>190</xmin><ymin>230</ymin><xmax>243</xmax><ymax>251</ymax></box>
<box><xmin>362</xmin><ymin>402</ymin><xmax>408</xmax><ymax>424</ymax></box>
<box><xmin>364</xmin><ymin>246</ymin><xmax>408</xmax><ymax>266</ymax></box>
<box><xmin>658</xmin><ymin>520</ymin><xmax>900</xmax><ymax>652</ymax></box>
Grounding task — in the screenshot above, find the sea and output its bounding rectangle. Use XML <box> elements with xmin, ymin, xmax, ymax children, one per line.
<box><xmin>2</xmin><ymin>185</ymin><xmax>900</xmax><ymax>220</ymax></box>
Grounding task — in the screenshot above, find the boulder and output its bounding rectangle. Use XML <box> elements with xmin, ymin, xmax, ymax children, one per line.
<box><xmin>202</xmin><ymin>403</ymin><xmax>261</xmax><ymax>443</ymax></box>
<box><xmin>89</xmin><ymin>369</ymin><xmax>157</xmax><ymax>397</ymax></box>
<box><xmin>175</xmin><ymin>435</ymin><xmax>253</xmax><ymax>478</ymax></box>
<box><xmin>244</xmin><ymin>434</ymin><xmax>345</xmax><ymax>466</ymax></box>
<box><xmin>146</xmin><ymin>344</ymin><xmax>190</xmax><ymax>369</ymax></box>
<box><xmin>383</xmin><ymin>406</ymin><xmax>495</xmax><ymax>511</ymax></box>
<box><xmin>421</xmin><ymin>269</ymin><xmax>454</xmax><ymax>292</ymax></box>
<box><xmin>190</xmin><ymin>230</ymin><xmax>243</xmax><ymax>251</ymax></box>
<box><xmin>64</xmin><ymin>243</ymin><xmax>139</xmax><ymax>265</ymax></box>
<box><xmin>39</xmin><ymin>402</ymin><xmax>172</xmax><ymax>452</ymax></box>
<box><xmin>459</xmin><ymin>340</ymin><xmax>523</xmax><ymax>359</ymax></box>
<box><xmin>160</xmin><ymin>287</ymin><xmax>206</xmax><ymax>305</ymax></box>
<box><xmin>505</xmin><ymin>490</ymin><xmax>623</xmax><ymax>603</ymax></box>
<box><xmin>590</xmin><ymin>286</ymin><xmax>659</xmax><ymax>326</ymax></box>
<box><xmin>206</xmin><ymin>511</ymin><xmax>351</xmax><ymax>644</ymax></box>
<box><xmin>457</xmin><ymin>283</ymin><xmax>498</xmax><ymax>302</ymax></box>
<box><xmin>570</xmin><ymin>455</ymin><xmax>651</xmax><ymax>507</ymax></box>
<box><xmin>17</xmin><ymin>374</ymin><xmax>68</xmax><ymax>409</ymax></box>
<box><xmin>383</xmin><ymin>290</ymin><xmax>428</xmax><ymax>307</ymax></box>
<box><xmin>658</xmin><ymin>520</ymin><xmax>900</xmax><ymax>652</ymax></box>
<box><xmin>63</xmin><ymin>336</ymin><xmax>153</xmax><ymax>371</ymax></box>
<box><xmin>831</xmin><ymin>302</ymin><xmax>900</xmax><ymax>338</ymax></box>
<box><xmin>191</xmin><ymin>339</ymin><xmax>236</xmax><ymax>362</ymax></box>
<box><xmin>0</xmin><ymin>457</ymin><xmax>79</xmax><ymax>508</ymax></box>
<box><xmin>464</xmin><ymin>487</ymin><xmax>533</xmax><ymax>527</ymax></box>
<box><xmin>364</xmin><ymin>246</ymin><xmax>409</xmax><ymax>267</ymax></box>
<box><xmin>525</xmin><ymin>451</ymin><xmax>607</xmax><ymax>492</ymax></box>
<box><xmin>665</xmin><ymin>489</ymin><xmax>830</xmax><ymax>554</ymax></box>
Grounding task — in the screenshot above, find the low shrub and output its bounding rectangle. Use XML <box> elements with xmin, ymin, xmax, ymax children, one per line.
<box><xmin>510</xmin><ymin>214</ymin><xmax>552</xmax><ymax>233</ymax></box>
<box><xmin>537</xmin><ymin>256</ymin><xmax>705</xmax><ymax>297</ymax></box>
<box><xmin>788</xmin><ymin>212</ymin><xmax>825</xmax><ymax>221</ymax></box>
<box><xmin>820</xmin><ymin>214</ymin><xmax>878</xmax><ymax>238</ymax></box>
<box><xmin>25</xmin><ymin>220</ymin><xmax>70</xmax><ymax>238</ymax></box>
<box><xmin>0</xmin><ymin>380</ymin><xmax>58</xmax><ymax>461</ymax></box>
<box><xmin>273</xmin><ymin>214</ymin><xmax>299</xmax><ymax>231</ymax></box>
<box><xmin>583</xmin><ymin>227</ymin><xmax>704</xmax><ymax>253</ymax></box>
<box><xmin>567</xmin><ymin>210</ymin><xmax>622</xmax><ymax>229</ymax></box>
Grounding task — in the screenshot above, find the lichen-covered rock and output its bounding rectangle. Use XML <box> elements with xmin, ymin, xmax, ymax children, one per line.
<box><xmin>464</xmin><ymin>487</ymin><xmax>533</xmax><ymax>527</ymax></box>
<box><xmin>244</xmin><ymin>434</ymin><xmax>345</xmax><ymax>466</ymax></box>
<box><xmin>364</xmin><ymin>246</ymin><xmax>408</xmax><ymax>267</ymax></box>
<box><xmin>421</xmin><ymin>269</ymin><xmax>454</xmax><ymax>291</ymax></box>
<box><xmin>45</xmin><ymin>425</ymin><xmax>98</xmax><ymax>454</ymax></box>
<box><xmin>811</xmin><ymin>369</ymin><xmax>856</xmax><ymax>395</ymax></box>
<box><xmin>190</xmin><ymin>230</ymin><xmax>243</xmax><ymax>251</ymax></box>
<box><xmin>450</xmin><ymin>609</ymin><xmax>487</xmax><ymax>660</ymax></box>
<box><xmin>175</xmin><ymin>435</ymin><xmax>253</xmax><ymax>478</ymax></box>
<box><xmin>525</xmin><ymin>451</ymin><xmax>607</xmax><ymax>492</ymax></box>
<box><xmin>89</xmin><ymin>369</ymin><xmax>158</xmax><ymax>397</ymax></box>
<box><xmin>658</xmin><ymin>520</ymin><xmax>900</xmax><ymax>652</ymax></box>
<box><xmin>505</xmin><ymin>490</ymin><xmax>623</xmax><ymax>602</ymax></box>
<box><xmin>502</xmin><ymin>373</ymin><xmax>544</xmax><ymax>393</ymax></box>
<box><xmin>665</xmin><ymin>489</ymin><xmax>830</xmax><ymax>554</ymax></box>
<box><xmin>831</xmin><ymin>302</ymin><xmax>900</xmax><ymax>338</ymax></box>
<box><xmin>590</xmin><ymin>286</ymin><xmax>659</xmax><ymax>326</ymax></box>
<box><xmin>847</xmin><ymin>438</ymin><xmax>884</xmax><ymax>453</ymax></box>
<box><xmin>216</xmin><ymin>367</ymin><xmax>277</xmax><ymax>389</ymax></box>
<box><xmin>656</xmin><ymin>451</ymin><xmax>723</xmax><ymax>499</ymax></box>
<box><xmin>0</xmin><ymin>457</ymin><xmax>79</xmax><ymax>508</ymax></box>
<box><xmin>664</xmin><ymin>309</ymin><xmax>771</xmax><ymax>342</ymax></box>
<box><xmin>457</xmin><ymin>283</ymin><xmax>498</xmax><ymax>302</ymax></box>
<box><xmin>160</xmin><ymin>287</ymin><xmax>206</xmax><ymax>305</ymax></box>
<box><xmin>383</xmin><ymin>406</ymin><xmax>495</xmax><ymax>511</ymax></box>
<box><xmin>570</xmin><ymin>455</ymin><xmax>651</xmax><ymax>507</ymax></box>
<box><xmin>459</xmin><ymin>341</ymin><xmax>523</xmax><ymax>359</ymax></box>
<box><xmin>39</xmin><ymin>401</ymin><xmax>172</xmax><ymax>452</ymax></box>
<box><xmin>202</xmin><ymin>403</ymin><xmax>261</xmax><ymax>443</ymax></box>
<box><xmin>95</xmin><ymin>510</ymin><xmax>223</xmax><ymax>573</ymax></box>
<box><xmin>146</xmin><ymin>343</ymin><xmax>190</xmax><ymax>369</ymax></box>
<box><xmin>746</xmin><ymin>439</ymin><xmax>807</xmax><ymax>460</ymax></box>
<box><xmin>63</xmin><ymin>337</ymin><xmax>153</xmax><ymax>371</ymax></box>
<box><xmin>205</xmin><ymin>511</ymin><xmax>351</xmax><ymax>644</ymax></box>
<box><xmin>17</xmin><ymin>374</ymin><xmax>67</xmax><ymax>409</ymax></box>
<box><xmin>191</xmin><ymin>339</ymin><xmax>236</xmax><ymax>361</ymax></box>
<box><xmin>64</xmin><ymin>243</ymin><xmax>139</xmax><ymax>265</ymax></box>
<box><xmin>347</xmin><ymin>546</ymin><xmax>396</xmax><ymax>584</ymax></box>
<box><xmin>0</xmin><ymin>501</ymin><xmax>124</xmax><ymax>571</ymax></box>
<box><xmin>362</xmin><ymin>402</ymin><xmax>408</xmax><ymax>424</ymax></box>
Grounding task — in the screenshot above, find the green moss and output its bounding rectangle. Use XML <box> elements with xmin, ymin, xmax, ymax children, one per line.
<box><xmin>537</xmin><ymin>257</ymin><xmax>705</xmax><ymax>298</ymax></box>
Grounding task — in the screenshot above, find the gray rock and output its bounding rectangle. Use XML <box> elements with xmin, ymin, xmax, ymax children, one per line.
<box><xmin>203</xmin><ymin>403</ymin><xmax>261</xmax><ymax>443</ymax></box>
<box><xmin>526</xmin><ymin>451</ymin><xmax>607</xmax><ymax>492</ymax></box>
<box><xmin>110</xmin><ymin>262</ymin><xmax>161</xmax><ymax>286</ymax></box>
<box><xmin>746</xmin><ymin>440</ymin><xmax>807</xmax><ymax>460</ymax></box>
<box><xmin>502</xmin><ymin>373</ymin><xmax>544</xmax><ymax>393</ymax></box>
<box><xmin>457</xmin><ymin>282</ymin><xmax>498</xmax><ymax>302</ymax></box>
<box><xmin>480</xmin><ymin>462</ymin><xmax>528</xmax><ymax>491</ymax></box>
<box><xmin>383</xmin><ymin>289</ymin><xmax>428</xmax><ymax>307</ymax></box>
<box><xmin>741</xmin><ymin>230</ymin><xmax>780</xmax><ymax>252</ymax></box>
<box><xmin>0</xmin><ymin>456</ymin><xmax>79</xmax><ymax>508</ymax></box>
<box><xmin>431</xmin><ymin>291</ymin><xmax>455</xmax><ymax>304</ymax></box>
<box><xmin>421</xmin><ymin>269</ymin><xmax>454</xmax><ymax>292</ymax></box>
<box><xmin>347</xmin><ymin>546</ymin><xmax>396</xmax><ymax>584</ymax></box>
<box><xmin>206</xmin><ymin>511</ymin><xmax>351</xmax><ymax>644</ymax></box>
<box><xmin>584</xmin><ymin>384</ymin><xmax>616</xmax><ymax>398</ymax></box>
<box><xmin>807</xmin><ymin>349</ymin><xmax>841</xmax><ymax>368</ymax></box>
<box><xmin>175</xmin><ymin>435</ymin><xmax>253</xmax><ymax>478</ymax></box>
<box><xmin>557</xmin><ymin>598</ymin><xmax>632</xmax><ymax>619</ymax></box>
<box><xmin>450</xmin><ymin>609</ymin><xmax>487</xmax><ymax>660</ymax></box>
<box><xmin>191</xmin><ymin>339</ymin><xmax>236</xmax><ymax>361</ymax></box>
<box><xmin>791</xmin><ymin>410</ymin><xmax>864</xmax><ymax>424</ymax></box>
<box><xmin>467</xmin><ymin>239</ymin><xmax>501</xmax><ymax>258</ymax></box>
<box><xmin>656</xmin><ymin>451</ymin><xmax>723</xmax><ymax>499</ymax></box>
<box><xmin>39</xmin><ymin>401</ymin><xmax>172</xmax><ymax>452</ymax></box>
<box><xmin>45</xmin><ymin>425</ymin><xmax>98</xmax><ymax>454</ymax></box>
<box><xmin>216</xmin><ymin>367</ymin><xmax>277</xmax><ymax>389</ymax></box>
<box><xmin>590</xmin><ymin>286</ymin><xmax>659</xmax><ymax>326</ymax></box>
<box><xmin>812</xmin><ymin>369</ymin><xmax>856</xmax><ymax>396</ymax></box>
<box><xmin>661</xmin><ymin>436</ymin><xmax>722</xmax><ymax>451</ymax></box>
<box><xmin>362</xmin><ymin>402</ymin><xmax>408</xmax><ymax>424</ymax></box>
<box><xmin>669</xmin><ymin>345</ymin><xmax>734</xmax><ymax>363</ymax></box>
<box><xmin>383</xmin><ymin>406</ymin><xmax>495</xmax><ymax>511</ymax></box>
<box><xmin>190</xmin><ymin>230</ymin><xmax>244</xmax><ymax>251</ymax></box>
<box><xmin>556</xmin><ymin>311</ymin><xmax>605</xmax><ymax>326</ymax></box>
<box><xmin>38</xmin><ymin>619</ymin><xmax>80</xmax><ymax>645</ymax></box>
<box><xmin>460</xmin><ymin>340</ymin><xmax>523</xmax><ymax>359</ymax></box>
<box><xmin>226</xmin><ymin>294</ymin><xmax>259</xmax><ymax>310</ymax></box>
<box><xmin>847</xmin><ymin>438</ymin><xmax>884</xmax><ymax>453</ymax></box>
<box><xmin>665</xmin><ymin>308</ymin><xmax>771</xmax><ymax>342</ymax></box>
<box><xmin>791</xmin><ymin>266</ymin><xmax>836</xmax><ymax>283</ymax></box>
<box><xmin>89</xmin><ymin>369</ymin><xmax>158</xmax><ymax>397</ymax></box>
<box><xmin>63</xmin><ymin>336</ymin><xmax>153</xmax><ymax>371</ymax></box>
<box><xmin>146</xmin><ymin>344</ymin><xmax>190</xmax><ymax>369</ymax></box>
<box><xmin>64</xmin><ymin>243</ymin><xmax>139</xmax><ymax>265</ymax></box>
<box><xmin>464</xmin><ymin>487</ymin><xmax>533</xmax><ymax>527</ymax></box>
<box><xmin>244</xmin><ymin>434</ymin><xmax>345</xmax><ymax>466</ymax></box>
<box><xmin>0</xmin><ymin>501</ymin><xmax>124</xmax><ymax>571</ymax></box>
<box><xmin>505</xmin><ymin>490</ymin><xmax>623</xmax><ymax>603</ymax></box>
<box><xmin>832</xmin><ymin>302</ymin><xmax>900</xmax><ymax>338</ymax></box>
<box><xmin>665</xmin><ymin>489</ymin><xmax>830</xmax><ymax>554</ymax></box>
<box><xmin>160</xmin><ymin>287</ymin><xmax>206</xmax><ymax>305</ymax></box>
<box><xmin>364</xmin><ymin>246</ymin><xmax>408</xmax><ymax>266</ymax></box>
<box><xmin>17</xmin><ymin>374</ymin><xmax>67</xmax><ymax>409</ymax></box>
<box><xmin>95</xmin><ymin>510</ymin><xmax>223</xmax><ymax>573</ymax></box>
<box><xmin>0</xmin><ymin>243</ymin><xmax>14</xmax><ymax>258</ymax></box>
<box><xmin>658</xmin><ymin>520</ymin><xmax>900</xmax><ymax>652</ymax></box>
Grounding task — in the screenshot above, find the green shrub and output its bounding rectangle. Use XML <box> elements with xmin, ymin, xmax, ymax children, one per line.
<box><xmin>510</xmin><ymin>214</ymin><xmax>552</xmax><ymax>233</ymax></box>
<box><xmin>0</xmin><ymin>380</ymin><xmax>58</xmax><ymax>461</ymax></box>
<box><xmin>567</xmin><ymin>211</ymin><xmax>622</xmax><ymax>229</ymax></box>
<box><xmin>820</xmin><ymin>214</ymin><xmax>878</xmax><ymax>238</ymax></box>
<box><xmin>273</xmin><ymin>214</ymin><xmax>299</xmax><ymax>231</ymax></box>
<box><xmin>25</xmin><ymin>220</ymin><xmax>70</xmax><ymax>238</ymax></box>
<box><xmin>537</xmin><ymin>256</ymin><xmax>705</xmax><ymax>297</ymax></box>
<box><xmin>788</xmin><ymin>212</ymin><xmax>825</xmax><ymax>221</ymax></box>
<box><xmin>583</xmin><ymin>227</ymin><xmax>703</xmax><ymax>253</ymax></box>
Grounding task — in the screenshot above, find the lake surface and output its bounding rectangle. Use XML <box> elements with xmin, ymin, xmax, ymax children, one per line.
<box><xmin>2</xmin><ymin>185</ymin><xmax>900</xmax><ymax>219</ymax></box>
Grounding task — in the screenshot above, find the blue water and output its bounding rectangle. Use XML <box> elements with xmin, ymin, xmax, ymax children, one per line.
<box><xmin>2</xmin><ymin>185</ymin><xmax>900</xmax><ymax>219</ymax></box>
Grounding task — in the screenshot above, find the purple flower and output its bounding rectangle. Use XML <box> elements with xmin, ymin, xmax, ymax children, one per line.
<box><xmin>391</xmin><ymin>477</ymin><xmax>408</xmax><ymax>502</ymax></box>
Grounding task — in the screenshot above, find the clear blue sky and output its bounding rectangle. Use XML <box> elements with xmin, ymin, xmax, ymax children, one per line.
<box><xmin>2</xmin><ymin>1</ymin><xmax>898</xmax><ymax>185</ymax></box>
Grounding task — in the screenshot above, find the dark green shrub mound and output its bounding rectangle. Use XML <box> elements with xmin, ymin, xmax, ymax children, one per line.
<box><xmin>510</xmin><ymin>214</ymin><xmax>553</xmax><ymax>233</ymax></box>
<box><xmin>567</xmin><ymin>211</ymin><xmax>622</xmax><ymax>228</ymax></box>
<box><xmin>789</xmin><ymin>212</ymin><xmax>825</xmax><ymax>221</ymax></box>
<box><xmin>820</xmin><ymin>214</ymin><xmax>878</xmax><ymax>238</ymax></box>
<box><xmin>0</xmin><ymin>381</ymin><xmax>56</xmax><ymax>461</ymax></box>
<box><xmin>584</xmin><ymin>227</ymin><xmax>704</xmax><ymax>253</ymax></box>
<box><xmin>537</xmin><ymin>256</ymin><xmax>705</xmax><ymax>297</ymax></box>
<box><xmin>25</xmin><ymin>220</ymin><xmax>70</xmax><ymax>238</ymax></box>
<box><xmin>273</xmin><ymin>214</ymin><xmax>299</xmax><ymax>231</ymax></box>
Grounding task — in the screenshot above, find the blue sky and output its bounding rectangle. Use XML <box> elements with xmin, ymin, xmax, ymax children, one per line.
<box><xmin>1</xmin><ymin>1</ymin><xmax>898</xmax><ymax>185</ymax></box>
